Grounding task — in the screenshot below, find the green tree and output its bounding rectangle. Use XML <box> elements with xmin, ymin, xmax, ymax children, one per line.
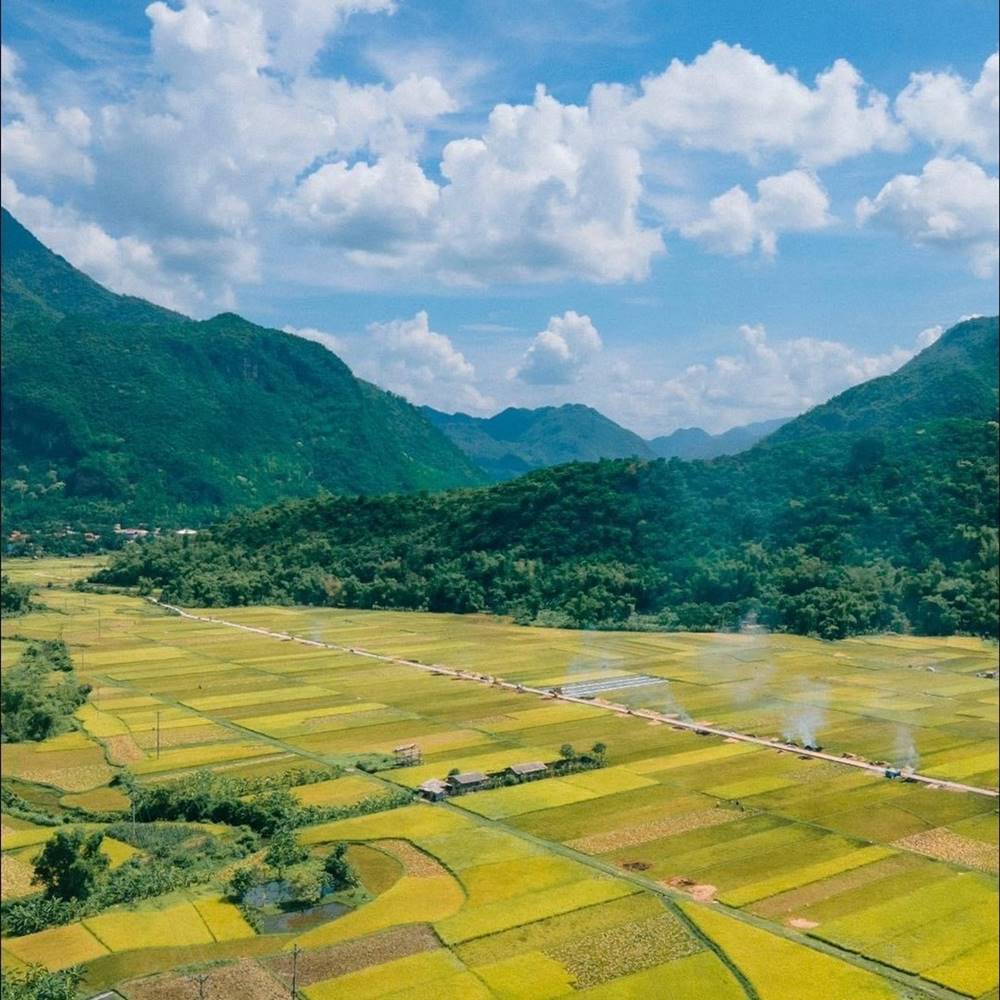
<box><xmin>32</xmin><ymin>829</ymin><xmax>109</xmax><ymax>901</ymax></box>
<box><xmin>323</xmin><ymin>842</ymin><xmax>359</xmax><ymax>891</ymax></box>
<box><xmin>264</xmin><ymin>829</ymin><xmax>307</xmax><ymax>877</ymax></box>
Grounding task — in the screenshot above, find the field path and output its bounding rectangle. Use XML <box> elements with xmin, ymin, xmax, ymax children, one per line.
<box><xmin>88</xmin><ymin>599</ymin><xmax>981</xmax><ymax>1000</ymax></box>
<box><xmin>153</xmin><ymin>599</ymin><xmax>999</xmax><ymax>799</ymax></box>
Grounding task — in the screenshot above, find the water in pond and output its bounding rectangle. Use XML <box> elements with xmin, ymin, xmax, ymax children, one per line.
<box><xmin>244</xmin><ymin>880</ymin><xmax>352</xmax><ymax>934</ymax></box>
<box><xmin>258</xmin><ymin>898</ymin><xmax>350</xmax><ymax>933</ymax></box>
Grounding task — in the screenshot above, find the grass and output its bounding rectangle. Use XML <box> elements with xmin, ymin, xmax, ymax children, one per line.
<box><xmin>453</xmin><ymin>779</ymin><xmax>599</xmax><ymax>819</ymax></box>
<box><xmin>436</xmin><ymin>878</ymin><xmax>639</xmax><ymax>944</ymax></box>
<box><xmin>293</xmin><ymin>874</ymin><xmax>465</xmax><ymax>949</ymax></box>
<box><xmin>476</xmin><ymin>951</ymin><xmax>576</xmax><ymax>999</ymax></box>
<box><xmin>302</xmin><ymin>950</ymin><xmax>467</xmax><ymax>1000</ymax></box>
<box><xmin>682</xmin><ymin>902</ymin><xmax>904</xmax><ymax>1000</ymax></box>
<box><xmin>718</xmin><ymin>845</ymin><xmax>896</xmax><ymax>907</ymax></box>
<box><xmin>85</xmin><ymin>900</ymin><xmax>216</xmax><ymax>951</ymax></box>
<box><xmin>4</xmin><ymin>921</ymin><xmax>110</xmax><ymax>970</ymax></box>
<box><xmin>1</xmin><ymin>561</ymin><xmax>997</xmax><ymax>1000</ymax></box>
<box><xmin>193</xmin><ymin>897</ymin><xmax>257</xmax><ymax>942</ymax></box>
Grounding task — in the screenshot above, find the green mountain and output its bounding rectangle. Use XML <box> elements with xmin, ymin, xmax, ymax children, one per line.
<box><xmin>421</xmin><ymin>403</ymin><xmax>655</xmax><ymax>479</ymax></box>
<box><xmin>648</xmin><ymin>417</ymin><xmax>789</xmax><ymax>460</ymax></box>
<box><xmin>98</xmin><ymin>317</ymin><xmax>999</xmax><ymax>639</ymax></box>
<box><xmin>1</xmin><ymin>209</ymin><xmax>485</xmax><ymax>542</ymax></box>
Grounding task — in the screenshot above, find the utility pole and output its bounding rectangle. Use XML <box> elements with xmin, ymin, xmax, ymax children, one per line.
<box><xmin>189</xmin><ymin>972</ymin><xmax>210</xmax><ymax>999</ymax></box>
<box><xmin>290</xmin><ymin>943</ymin><xmax>300</xmax><ymax>998</ymax></box>
<box><xmin>131</xmin><ymin>798</ymin><xmax>137</xmax><ymax>840</ymax></box>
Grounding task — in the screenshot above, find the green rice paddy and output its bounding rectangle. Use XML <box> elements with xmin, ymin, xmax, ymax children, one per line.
<box><xmin>1</xmin><ymin>558</ymin><xmax>997</xmax><ymax>998</ymax></box>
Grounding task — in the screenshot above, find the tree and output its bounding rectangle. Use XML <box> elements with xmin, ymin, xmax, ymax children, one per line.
<box><xmin>1</xmin><ymin>964</ymin><xmax>84</xmax><ymax>1000</ymax></box>
<box><xmin>33</xmin><ymin>829</ymin><xmax>109</xmax><ymax>901</ymax></box>
<box><xmin>590</xmin><ymin>742</ymin><xmax>607</xmax><ymax>761</ymax></box>
<box><xmin>559</xmin><ymin>744</ymin><xmax>576</xmax><ymax>761</ymax></box>
<box><xmin>286</xmin><ymin>864</ymin><xmax>325</xmax><ymax>903</ymax></box>
<box><xmin>227</xmin><ymin>864</ymin><xmax>263</xmax><ymax>902</ymax></box>
<box><xmin>323</xmin><ymin>843</ymin><xmax>359</xmax><ymax>891</ymax></box>
<box><xmin>265</xmin><ymin>829</ymin><xmax>307</xmax><ymax>877</ymax></box>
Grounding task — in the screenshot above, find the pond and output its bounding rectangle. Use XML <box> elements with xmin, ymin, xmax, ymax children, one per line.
<box><xmin>243</xmin><ymin>879</ymin><xmax>353</xmax><ymax>934</ymax></box>
<box><xmin>257</xmin><ymin>898</ymin><xmax>351</xmax><ymax>934</ymax></box>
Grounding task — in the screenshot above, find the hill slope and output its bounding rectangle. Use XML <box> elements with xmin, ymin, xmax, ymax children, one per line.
<box><xmin>1</xmin><ymin>209</ymin><xmax>485</xmax><ymax>540</ymax></box>
<box><xmin>422</xmin><ymin>403</ymin><xmax>655</xmax><ymax>479</ymax></box>
<box><xmin>99</xmin><ymin>317</ymin><xmax>999</xmax><ymax>639</ymax></box>
<box><xmin>648</xmin><ymin>418</ymin><xmax>789</xmax><ymax>460</ymax></box>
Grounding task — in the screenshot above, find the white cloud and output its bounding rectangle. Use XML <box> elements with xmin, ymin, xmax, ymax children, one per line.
<box><xmin>511</xmin><ymin>311</ymin><xmax>603</xmax><ymax>385</ymax></box>
<box><xmin>856</xmin><ymin>157</ymin><xmax>999</xmax><ymax>277</ymax></box>
<box><xmin>277</xmin><ymin>154</ymin><xmax>439</xmax><ymax>253</ymax></box>
<box><xmin>896</xmin><ymin>53</ymin><xmax>999</xmax><ymax>164</ymax></box>
<box><xmin>603</xmin><ymin>323</ymin><xmax>938</xmax><ymax>435</ymax></box>
<box><xmin>630</xmin><ymin>42</ymin><xmax>906</xmax><ymax>167</ymax></box>
<box><xmin>0</xmin><ymin>175</ymin><xmax>212</xmax><ymax>311</ymax></box>
<box><xmin>1</xmin><ymin>44</ymin><xmax>95</xmax><ymax>185</ymax></box>
<box><xmin>359</xmin><ymin>311</ymin><xmax>493</xmax><ymax>412</ymax></box>
<box><xmin>915</xmin><ymin>324</ymin><xmax>944</xmax><ymax>349</ymax></box>
<box><xmin>282</xmin><ymin>324</ymin><xmax>346</xmax><ymax>355</ymax></box>
<box><xmin>432</xmin><ymin>87</ymin><xmax>664</xmax><ymax>284</ymax></box>
<box><xmin>681</xmin><ymin>170</ymin><xmax>831</xmax><ymax>256</ymax></box>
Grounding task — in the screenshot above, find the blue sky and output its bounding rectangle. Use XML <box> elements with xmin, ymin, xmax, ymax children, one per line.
<box><xmin>2</xmin><ymin>0</ymin><xmax>997</xmax><ymax>434</ymax></box>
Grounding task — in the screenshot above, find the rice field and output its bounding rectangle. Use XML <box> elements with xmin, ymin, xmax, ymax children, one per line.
<box><xmin>1</xmin><ymin>558</ymin><xmax>997</xmax><ymax>998</ymax></box>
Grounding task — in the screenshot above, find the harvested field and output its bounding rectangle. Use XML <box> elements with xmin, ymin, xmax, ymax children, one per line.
<box><xmin>548</xmin><ymin>911</ymin><xmax>702</xmax><ymax>988</ymax></box>
<box><xmin>456</xmin><ymin>894</ymin><xmax>665</xmax><ymax>968</ymax></box>
<box><xmin>265</xmin><ymin>925</ymin><xmax>439</xmax><ymax>986</ymax></box>
<box><xmin>566</xmin><ymin>807</ymin><xmax>747</xmax><ymax>854</ymax></box>
<box><xmin>894</xmin><ymin>827</ymin><xmax>1000</xmax><ymax>874</ymax></box>
<box><xmin>1</xmin><ymin>853</ymin><xmax>36</xmax><ymax>898</ymax></box>
<box><xmin>123</xmin><ymin>959</ymin><xmax>286</xmax><ymax>1000</ymax></box>
<box><xmin>104</xmin><ymin>734</ymin><xmax>145</xmax><ymax>765</ymax></box>
<box><xmin>376</xmin><ymin>839</ymin><xmax>446</xmax><ymax>878</ymax></box>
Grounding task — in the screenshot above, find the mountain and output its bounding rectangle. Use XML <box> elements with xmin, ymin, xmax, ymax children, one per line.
<box><xmin>1</xmin><ymin>209</ymin><xmax>485</xmax><ymax>541</ymax></box>
<box><xmin>421</xmin><ymin>403</ymin><xmax>655</xmax><ymax>479</ymax></box>
<box><xmin>764</xmin><ymin>317</ymin><xmax>999</xmax><ymax>445</ymax></box>
<box><xmin>648</xmin><ymin>417</ymin><xmax>789</xmax><ymax>460</ymax></box>
<box><xmin>98</xmin><ymin>317</ymin><xmax>999</xmax><ymax>639</ymax></box>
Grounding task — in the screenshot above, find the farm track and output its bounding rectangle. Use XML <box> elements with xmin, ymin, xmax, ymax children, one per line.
<box><xmin>116</xmin><ymin>600</ymin><xmax>983</xmax><ymax>1000</ymax></box>
<box><xmin>153</xmin><ymin>600</ymin><xmax>999</xmax><ymax>799</ymax></box>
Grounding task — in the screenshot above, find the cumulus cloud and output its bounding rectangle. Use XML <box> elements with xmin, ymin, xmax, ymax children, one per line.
<box><xmin>1</xmin><ymin>44</ymin><xmax>95</xmax><ymax>185</ymax></box>
<box><xmin>681</xmin><ymin>170</ymin><xmax>831</xmax><ymax>256</ymax></box>
<box><xmin>282</xmin><ymin>324</ymin><xmax>346</xmax><ymax>355</ymax></box>
<box><xmin>856</xmin><ymin>157</ymin><xmax>999</xmax><ymax>276</ymax></box>
<box><xmin>896</xmin><ymin>53</ymin><xmax>999</xmax><ymax>164</ymax></box>
<box><xmin>603</xmin><ymin>323</ymin><xmax>940</xmax><ymax>435</ymax></box>
<box><xmin>358</xmin><ymin>311</ymin><xmax>493</xmax><ymax>412</ymax></box>
<box><xmin>277</xmin><ymin>154</ymin><xmax>439</xmax><ymax>254</ymax></box>
<box><xmin>0</xmin><ymin>174</ymin><xmax>217</xmax><ymax>311</ymax></box>
<box><xmin>630</xmin><ymin>42</ymin><xmax>906</xmax><ymax>167</ymax></box>
<box><xmin>511</xmin><ymin>311</ymin><xmax>603</xmax><ymax>385</ymax></box>
<box><xmin>1</xmin><ymin>3</ymin><xmax>453</xmax><ymax>309</ymax></box>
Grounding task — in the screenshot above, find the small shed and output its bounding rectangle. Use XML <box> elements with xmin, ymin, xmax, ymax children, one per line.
<box><xmin>394</xmin><ymin>743</ymin><xmax>422</xmax><ymax>767</ymax></box>
<box><xmin>506</xmin><ymin>761</ymin><xmax>547</xmax><ymax>782</ymax></box>
<box><xmin>418</xmin><ymin>778</ymin><xmax>449</xmax><ymax>802</ymax></box>
<box><xmin>446</xmin><ymin>771</ymin><xmax>488</xmax><ymax>795</ymax></box>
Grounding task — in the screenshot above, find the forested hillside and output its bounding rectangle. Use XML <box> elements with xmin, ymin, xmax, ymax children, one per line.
<box><xmin>421</xmin><ymin>403</ymin><xmax>655</xmax><ymax>479</ymax></box>
<box><xmin>97</xmin><ymin>318</ymin><xmax>999</xmax><ymax>639</ymax></box>
<box><xmin>649</xmin><ymin>418</ymin><xmax>789</xmax><ymax>460</ymax></box>
<box><xmin>1</xmin><ymin>210</ymin><xmax>485</xmax><ymax>544</ymax></box>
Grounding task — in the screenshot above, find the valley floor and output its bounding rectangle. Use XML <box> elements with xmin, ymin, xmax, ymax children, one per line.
<box><xmin>2</xmin><ymin>558</ymin><xmax>998</xmax><ymax>999</ymax></box>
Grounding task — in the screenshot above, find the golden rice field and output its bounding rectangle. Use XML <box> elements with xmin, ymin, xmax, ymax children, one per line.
<box><xmin>1</xmin><ymin>557</ymin><xmax>997</xmax><ymax>999</ymax></box>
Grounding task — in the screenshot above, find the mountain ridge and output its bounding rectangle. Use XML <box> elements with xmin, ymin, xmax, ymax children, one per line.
<box><xmin>98</xmin><ymin>315</ymin><xmax>1000</xmax><ymax>639</ymax></box>
<box><xmin>1</xmin><ymin>208</ymin><xmax>486</xmax><ymax>543</ymax></box>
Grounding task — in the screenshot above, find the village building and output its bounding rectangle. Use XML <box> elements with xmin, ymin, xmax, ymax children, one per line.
<box><xmin>446</xmin><ymin>771</ymin><xmax>488</xmax><ymax>795</ymax></box>
<box><xmin>418</xmin><ymin>779</ymin><xmax>448</xmax><ymax>802</ymax></box>
<box><xmin>506</xmin><ymin>761</ymin><xmax>548</xmax><ymax>781</ymax></box>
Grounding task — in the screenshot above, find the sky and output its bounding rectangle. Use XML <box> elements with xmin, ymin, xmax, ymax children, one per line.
<box><xmin>2</xmin><ymin>0</ymin><xmax>997</xmax><ymax>436</ymax></box>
